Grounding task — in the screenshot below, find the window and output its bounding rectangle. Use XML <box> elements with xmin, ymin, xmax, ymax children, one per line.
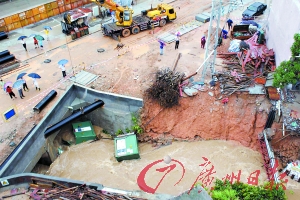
<box><xmin>124</xmin><ymin>10</ymin><xmax>130</xmax><ymax>21</ymax></box>
<box><xmin>247</xmin><ymin>5</ymin><xmax>258</xmax><ymax>12</ymax></box>
<box><xmin>169</xmin><ymin>9</ymin><xmax>174</xmax><ymax>14</ymax></box>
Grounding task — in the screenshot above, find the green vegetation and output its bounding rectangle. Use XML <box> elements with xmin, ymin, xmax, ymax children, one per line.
<box><xmin>273</xmin><ymin>33</ymin><xmax>300</xmax><ymax>88</ymax></box>
<box><xmin>210</xmin><ymin>179</ymin><xmax>287</xmax><ymax>200</ymax></box>
<box><xmin>113</xmin><ymin>114</ymin><xmax>144</xmax><ymax>136</ymax></box>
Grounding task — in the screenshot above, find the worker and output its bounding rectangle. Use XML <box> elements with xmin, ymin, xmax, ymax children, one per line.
<box><xmin>201</xmin><ymin>36</ymin><xmax>206</xmax><ymax>49</ymax></box>
<box><xmin>44</xmin><ymin>28</ymin><xmax>50</xmax><ymax>41</ymax></box>
<box><xmin>222</xmin><ymin>29</ymin><xmax>228</xmax><ymax>39</ymax></box>
<box><xmin>227</xmin><ymin>19</ymin><xmax>233</xmax><ymax>30</ymax></box>
<box><xmin>158</xmin><ymin>40</ymin><xmax>166</xmax><ymax>55</ymax></box>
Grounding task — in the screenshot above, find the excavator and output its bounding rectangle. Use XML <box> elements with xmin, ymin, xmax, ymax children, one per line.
<box><xmin>91</xmin><ymin>0</ymin><xmax>177</xmax><ymax>40</ymax></box>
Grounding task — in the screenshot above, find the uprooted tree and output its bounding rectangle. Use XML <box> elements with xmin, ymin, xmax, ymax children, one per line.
<box><xmin>145</xmin><ymin>68</ymin><xmax>185</xmax><ymax>108</ymax></box>
<box><xmin>273</xmin><ymin>33</ymin><xmax>300</xmax><ymax>88</ymax></box>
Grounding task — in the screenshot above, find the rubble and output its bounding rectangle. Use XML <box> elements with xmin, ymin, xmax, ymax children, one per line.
<box><xmin>216</xmin><ymin>34</ymin><xmax>276</xmax><ymax>96</ymax></box>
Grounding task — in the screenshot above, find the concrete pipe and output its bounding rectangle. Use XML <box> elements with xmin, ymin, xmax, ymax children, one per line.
<box><xmin>33</xmin><ymin>90</ymin><xmax>57</xmax><ymax>113</ymax></box>
<box><xmin>44</xmin><ymin>99</ymin><xmax>105</xmax><ymax>138</ymax></box>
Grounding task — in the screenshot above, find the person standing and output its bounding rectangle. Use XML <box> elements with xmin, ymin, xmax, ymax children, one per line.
<box><xmin>227</xmin><ymin>19</ymin><xmax>233</xmax><ymax>30</ymax></box>
<box><xmin>21</xmin><ymin>77</ymin><xmax>29</xmax><ymax>91</ymax></box>
<box><xmin>158</xmin><ymin>40</ymin><xmax>166</xmax><ymax>55</ymax></box>
<box><xmin>33</xmin><ymin>37</ymin><xmax>39</xmax><ymax>49</ymax></box>
<box><xmin>32</xmin><ymin>78</ymin><xmax>40</xmax><ymax>91</ymax></box>
<box><xmin>59</xmin><ymin>64</ymin><xmax>66</xmax><ymax>78</ymax></box>
<box><xmin>175</xmin><ymin>34</ymin><xmax>180</xmax><ymax>50</ymax></box>
<box><xmin>21</xmin><ymin>38</ymin><xmax>27</xmax><ymax>51</ymax></box>
<box><xmin>6</xmin><ymin>86</ymin><xmax>17</xmax><ymax>100</ymax></box>
<box><xmin>44</xmin><ymin>28</ymin><xmax>50</xmax><ymax>41</ymax></box>
<box><xmin>201</xmin><ymin>36</ymin><xmax>206</xmax><ymax>49</ymax></box>
<box><xmin>17</xmin><ymin>86</ymin><xmax>25</xmax><ymax>99</ymax></box>
<box><xmin>38</xmin><ymin>39</ymin><xmax>44</xmax><ymax>48</ymax></box>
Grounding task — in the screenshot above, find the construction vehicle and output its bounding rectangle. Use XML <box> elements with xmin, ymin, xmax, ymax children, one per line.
<box><xmin>91</xmin><ymin>0</ymin><xmax>177</xmax><ymax>40</ymax></box>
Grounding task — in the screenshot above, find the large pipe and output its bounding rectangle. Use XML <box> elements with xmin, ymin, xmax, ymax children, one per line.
<box><xmin>0</xmin><ymin>32</ymin><xmax>8</xmax><ymax>40</ymax></box>
<box><xmin>0</xmin><ymin>54</ymin><xmax>15</xmax><ymax>65</ymax></box>
<box><xmin>0</xmin><ymin>50</ymin><xmax>10</xmax><ymax>58</ymax></box>
<box><xmin>44</xmin><ymin>100</ymin><xmax>105</xmax><ymax>138</ymax></box>
<box><xmin>33</xmin><ymin>90</ymin><xmax>57</xmax><ymax>113</ymax></box>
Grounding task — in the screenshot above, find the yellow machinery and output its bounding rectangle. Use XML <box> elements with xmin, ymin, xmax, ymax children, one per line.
<box><xmin>91</xmin><ymin>0</ymin><xmax>177</xmax><ymax>39</ymax></box>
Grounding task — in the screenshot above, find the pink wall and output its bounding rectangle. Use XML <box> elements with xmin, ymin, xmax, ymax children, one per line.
<box><xmin>266</xmin><ymin>0</ymin><xmax>300</xmax><ymax>66</ymax></box>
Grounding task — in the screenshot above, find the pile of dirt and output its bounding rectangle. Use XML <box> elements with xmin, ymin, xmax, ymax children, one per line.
<box><xmin>140</xmin><ymin>86</ymin><xmax>271</xmax><ymax>151</ymax></box>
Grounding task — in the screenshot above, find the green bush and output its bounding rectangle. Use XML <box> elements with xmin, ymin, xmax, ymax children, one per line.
<box><xmin>211</xmin><ymin>179</ymin><xmax>287</xmax><ymax>200</ymax></box>
<box><xmin>273</xmin><ymin>33</ymin><xmax>300</xmax><ymax>88</ymax></box>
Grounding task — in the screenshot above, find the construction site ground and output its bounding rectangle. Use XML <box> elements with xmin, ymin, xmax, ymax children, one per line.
<box><xmin>0</xmin><ymin>0</ymin><xmax>300</xmax><ymax>199</ymax></box>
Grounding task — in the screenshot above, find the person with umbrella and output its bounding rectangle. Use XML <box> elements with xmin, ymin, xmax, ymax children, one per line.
<box><xmin>44</xmin><ymin>28</ymin><xmax>50</xmax><ymax>41</ymax></box>
<box><xmin>32</xmin><ymin>78</ymin><xmax>40</xmax><ymax>91</ymax></box>
<box><xmin>6</xmin><ymin>86</ymin><xmax>17</xmax><ymax>100</ymax></box>
<box><xmin>158</xmin><ymin>40</ymin><xmax>166</xmax><ymax>55</ymax></box>
<box><xmin>21</xmin><ymin>38</ymin><xmax>27</xmax><ymax>51</ymax></box>
<box><xmin>33</xmin><ymin>37</ymin><xmax>39</xmax><ymax>49</ymax></box>
<box><xmin>58</xmin><ymin>59</ymin><xmax>68</xmax><ymax>78</ymax></box>
<box><xmin>17</xmin><ymin>86</ymin><xmax>25</xmax><ymax>99</ymax></box>
<box><xmin>21</xmin><ymin>77</ymin><xmax>29</xmax><ymax>91</ymax></box>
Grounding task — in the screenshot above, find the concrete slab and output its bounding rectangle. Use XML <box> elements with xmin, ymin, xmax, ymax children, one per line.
<box><xmin>158</xmin><ymin>20</ymin><xmax>202</xmax><ymax>43</ymax></box>
<box><xmin>70</xmin><ymin>70</ymin><xmax>99</xmax><ymax>86</ymax></box>
<box><xmin>248</xmin><ymin>84</ymin><xmax>266</xmax><ymax>94</ymax></box>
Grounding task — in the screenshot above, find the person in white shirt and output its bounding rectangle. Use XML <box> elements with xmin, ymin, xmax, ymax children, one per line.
<box><xmin>21</xmin><ymin>39</ymin><xmax>27</xmax><ymax>51</ymax></box>
<box><xmin>59</xmin><ymin>64</ymin><xmax>66</xmax><ymax>78</ymax></box>
<box><xmin>32</xmin><ymin>78</ymin><xmax>40</xmax><ymax>91</ymax></box>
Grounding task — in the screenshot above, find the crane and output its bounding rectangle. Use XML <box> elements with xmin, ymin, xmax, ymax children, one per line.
<box><xmin>91</xmin><ymin>0</ymin><xmax>134</xmax><ymax>26</ymax></box>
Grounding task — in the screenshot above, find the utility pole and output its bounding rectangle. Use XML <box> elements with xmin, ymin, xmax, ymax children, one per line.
<box><xmin>200</xmin><ymin>0</ymin><xmax>242</xmax><ymax>84</ymax></box>
<box><xmin>200</xmin><ymin>0</ymin><xmax>223</xmax><ymax>84</ymax></box>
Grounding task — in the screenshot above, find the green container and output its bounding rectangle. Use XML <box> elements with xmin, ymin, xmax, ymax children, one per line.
<box><xmin>114</xmin><ymin>133</ymin><xmax>140</xmax><ymax>162</ymax></box>
<box><xmin>72</xmin><ymin>121</ymin><xmax>96</xmax><ymax>144</ymax></box>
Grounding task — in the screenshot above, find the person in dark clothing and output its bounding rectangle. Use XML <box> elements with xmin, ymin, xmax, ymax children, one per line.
<box><xmin>21</xmin><ymin>77</ymin><xmax>29</xmax><ymax>91</ymax></box>
<box><xmin>175</xmin><ymin>36</ymin><xmax>180</xmax><ymax>49</ymax></box>
<box><xmin>17</xmin><ymin>86</ymin><xmax>25</xmax><ymax>99</ymax></box>
<box><xmin>201</xmin><ymin>36</ymin><xmax>206</xmax><ymax>49</ymax></box>
<box><xmin>21</xmin><ymin>38</ymin><xmax>27</xmax><ymax>51</ymax></box>
<box><xmin>227</xmin><ymin>19</ymin><xmax>233</xmax><ymax>30</ymax></box>
<box><xmin>6</xmin><ymin>86</ymin><xmax>17</xmax><ymax>100</ymax></box>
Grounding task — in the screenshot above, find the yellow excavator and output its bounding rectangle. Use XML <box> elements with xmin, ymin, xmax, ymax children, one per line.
<box><xmin>91</xmin><ymin>0</ymin><xmax>176</xmax><ymax>39</ymax></box>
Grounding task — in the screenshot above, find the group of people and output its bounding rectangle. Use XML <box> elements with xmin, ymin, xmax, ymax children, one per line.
<box><xmin>1</xmin><ymin>77</ymin><xmax>41</xmax><ymax>101</ymax></box>
<box><xmin>157</xmin><ymin>18</ymin><xmax>234</xmax><ymax>53</ymax></box>
<box><xmin>158</xmin><ymin>32</ymin><xmax>207</xmax><ymax>55</ymax></box>
<box><xmin>21</xmin><ymin>28</ymin><xmax>49</xmax><ymax>52</ymax></box>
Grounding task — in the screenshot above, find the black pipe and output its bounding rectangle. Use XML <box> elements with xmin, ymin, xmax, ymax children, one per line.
<box><xmin>0</xmin><ymin>50</ymin><xmax>10</xmax><ymax>58</ymax></box>
<box><xmin>0</xmin><ymin>54</ymin><xmax>15</xmax><ymax>65</ymax></box>
<box><xmin>44</xmin><ymin>100</ymin><xmax>105</xmax><ymax>138</ymax></box>
<box><xmin>33</xmin><ymin>90</ymin><xmax>57</xmax><ymax>113</ymax></box>
<box><xmin>264</xmin><ymin>110</ymin><xmax>275</xmax><ymax>129</ymax></box>
<box><xmin>0</xmin><ymin>32</ymin><xmax>8</xmax><ymax>40</ymax></box>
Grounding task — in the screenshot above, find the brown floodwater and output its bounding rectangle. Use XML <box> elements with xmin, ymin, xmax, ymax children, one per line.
<box><xmin>47</xmin><ymin>139</ymin><xmax>271</xmax><ymax>196</ymax></box>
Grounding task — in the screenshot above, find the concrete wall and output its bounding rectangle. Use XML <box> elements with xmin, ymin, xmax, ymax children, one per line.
<box><xmin>266</xmin><ymin>0</ymin><xmax>300</xmax><ymax>66</ymax></box>
<box><xmin>0</xmin><ymin>84</ymin><xmax>143</xmax><ymax>177</ymax></box>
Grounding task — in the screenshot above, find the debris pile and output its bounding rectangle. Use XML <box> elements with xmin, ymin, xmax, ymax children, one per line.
<box><xmin>145</xmin><ymin>68</ymin><xmax>185</xmax><ymax>108</ymax></box>
<box><xmin>216</xmin><ymin>34</ymin><xmax>275</xmax><ymax>96</ymax></box>
<box><xmin>2</xmin><ymin>178</ymin><xmax>146</xmax><ymax>200</ymax></box>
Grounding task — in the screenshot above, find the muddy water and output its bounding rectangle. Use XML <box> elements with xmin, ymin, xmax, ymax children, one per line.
<box><xmin>48</xmin><ymin>140</ymin><xmax>268</xmax><ymax>196</ymax></box>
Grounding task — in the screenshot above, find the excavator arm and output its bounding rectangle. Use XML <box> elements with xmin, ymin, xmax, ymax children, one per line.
<box><xmin>91</xmin><ymin>0</ymin><xmax>133</xmax><ymax>26</ymax></box>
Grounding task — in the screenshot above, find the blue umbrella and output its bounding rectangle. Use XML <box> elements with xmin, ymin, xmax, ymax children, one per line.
<box><xmin>28</xmin><ymin>73</ymin><xmax>41</xmax><ymax>79</ymax></box>
<box><xmin>58</xmin><ymin>59</ymin><xmax>69</xmax><ymax>65</ymax></box>
<box><xmin>17</xmin><ymin>36</ymin><xmax>27</xmax><ymax>40</ymax></box>
<box><xmin>13</xmin><ymin>80</ymin><xmax>25</xmax><ymax>89</ymax></box>
<box><xmin>44</xmin><ymin>26</ymin><xmax>52</xmax><ymax>30</ymax></box>
<box><xmin>16</xmin><ymin>72</ymin><xmax>27</xmax><ymax>80</ymax></box>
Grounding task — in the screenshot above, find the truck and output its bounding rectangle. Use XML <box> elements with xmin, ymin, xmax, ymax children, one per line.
<box><xmin>91</xmin><ymin>0</ymin><xmax>177</xmax><ymax>40</ymax></box>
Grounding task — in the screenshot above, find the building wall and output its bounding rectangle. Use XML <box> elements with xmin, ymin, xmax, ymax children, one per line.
<box><xmin>266</xmin><ymin>0</ymin><xmax>300</xmax><ymax>66</ymax></box>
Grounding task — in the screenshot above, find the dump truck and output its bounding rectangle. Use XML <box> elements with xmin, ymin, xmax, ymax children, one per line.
<box><xmin>91</xmin><ymin>0</ymin><xmax>177</xmax><ymax>40</ymax></box>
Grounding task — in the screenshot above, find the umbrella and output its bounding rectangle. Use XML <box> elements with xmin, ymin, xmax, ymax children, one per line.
<box><xmin>3</xmin><ymin>82</ymin><xmax>12</xmax><ymax>91</ymax></box>
<box><xmin>16</xmin><ymin>72</ymin><xmax>27</xmax><ymax>80</ymax></box>
<box><xmin>17</xmin><ymin>36</ymin><xmax>27</xmax><ymax>40</ymax></box>
<box><xmin>58</xmin><ymin>59</ymin><xmax>69</xmax><ymax>65</ymax></box>
<box><xmin>29</xmin><ymin>34</ymin><xmax>44</xmax><ymax>40</ymax></box>
<box><xmin>28</xmin><ymin>73</ymin><xmax>41</xmax><ymax>79</ymax></box>
<box><xmin>44</xmin><ymin>26</ymin><xmax>52</xmax><ymax>30</ymax></box>
<box><xmin>13</xmin><ymin>80</ymin><xmax>25</xmax><ymax>89</ymax></box>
